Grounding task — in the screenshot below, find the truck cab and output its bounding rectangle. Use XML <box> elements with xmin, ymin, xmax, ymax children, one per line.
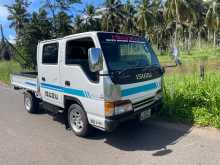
<box><xmin>11</xmin><ymin>32</ymin><xmax>164</xmax><ymax>137</ymax></box>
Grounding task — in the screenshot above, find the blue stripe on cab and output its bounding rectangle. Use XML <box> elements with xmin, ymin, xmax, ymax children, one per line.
<box><xmin>41</xmin><ymin>83</ymin><xmax>63</xmax><ymax>90</ymax></box>
<box><xmin>40</xmin><ymin>83</ymin><xmax>86</xmax><ymax>97</ymax></box>
<box><xmin>64</xmin><ymin>87</ymin><xmax>85</xmax><ymax>97</ymax></box>
<box><xmin>41</xmin><ymin>84</ymin><xmax>63</xmax><ymax>92</ymax></box>
<box><xmin>25</xmin><ymin>82</ymin><xmax>37</xmax><ymax>87</ymax></box>
<box><xmin>121</xmin><ymin>82</ymin><xmax>157</xmax><ymax>97</ymax></box>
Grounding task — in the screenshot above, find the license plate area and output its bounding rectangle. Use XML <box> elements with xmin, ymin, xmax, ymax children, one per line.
<box><xmin>139</xmin><ymin>109</ymin><xmax>151</xmax><ymax>121</ymax></box>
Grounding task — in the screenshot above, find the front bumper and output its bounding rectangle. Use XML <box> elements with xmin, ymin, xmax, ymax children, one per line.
<box><xmin>105</xmin><ymin>99</ymin><xmax>162</xmax><ymax>132</ymax></box>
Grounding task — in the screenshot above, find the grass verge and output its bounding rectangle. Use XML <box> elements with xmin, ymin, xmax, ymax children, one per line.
<box><xmin>0</xmin><ymin>61</ymin><xmax>22</xmax><ymax>84</ymax></box>
<box><xmin>160</xmin><ymin>72</ymin><xmax>220</xmax><ymax>128</ymax></box>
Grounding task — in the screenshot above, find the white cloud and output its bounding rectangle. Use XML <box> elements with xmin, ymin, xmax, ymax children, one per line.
<box><xmin>0</xmin><ymin>5</ymin><xmax>9</xmax><ymax>21</ymax></box>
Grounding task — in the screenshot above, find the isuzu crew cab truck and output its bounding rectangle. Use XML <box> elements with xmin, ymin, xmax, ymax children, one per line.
<box><xmin>11</xmin><ymin>32</ymin><xmax>164</xmax><ymax>137</ymax></box>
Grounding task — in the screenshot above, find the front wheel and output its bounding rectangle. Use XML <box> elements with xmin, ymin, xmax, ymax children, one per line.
<box><xmin>68</xmin><ymin>104</ymin><xmax>90</xmax><ymax>137</ymax></box>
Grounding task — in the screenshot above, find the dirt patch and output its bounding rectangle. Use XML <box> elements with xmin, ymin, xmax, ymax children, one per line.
<box><xmin>162</xmin><ymin>58</ymin><xmax>220</xmax><ymax>75</ymax></box>
<box><xmin>0</xmin><ymin>81</ymin><xmax>9</xmax><ymax>87</ymax></box>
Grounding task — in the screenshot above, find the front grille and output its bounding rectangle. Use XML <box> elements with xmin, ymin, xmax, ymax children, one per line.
<box><xmin>133</xmin><ymin>96</ymin><xmax>155</xmax><ymax>111</ymax></box>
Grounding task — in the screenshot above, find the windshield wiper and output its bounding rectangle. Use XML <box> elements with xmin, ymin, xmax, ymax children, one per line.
<box><xmin>117</xmin><ymin>68</ymin><xmax>131</xmax><ymax>75</ymax></box>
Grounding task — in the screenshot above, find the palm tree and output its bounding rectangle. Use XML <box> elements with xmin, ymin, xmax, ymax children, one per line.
<box><xmin>6</xmin><ymin>0</ymin><xmax>30</xmax><ymax>42</ymax></box>
<box><xmin>83</xmin><ymin>4</ymin><xmax>101</xmax><ymax>31</ymax></box>
<box><xmin>43</xmin><ymin>0</ymin><xmax>81</xmax><ymax>15</ymax></box>
<box><xmin>154</xmin><ymin>8</ymin><xmax>171</xmax><ymax>54</ymax></box>
<box><xmin>165</xmin><ymin>0</ymin><xmax>197</xmax><ymax>53</ymax></box>
<box><xmin>121</xmin><ymin>0</ymin><xmax>136</xmax><ymax>34</ymax></box>
<box><xmin>183</xmin><ymin>0</ymin><xmax>197</xmax><ymax>54</ymax></box>
<box><xmin>43</xmin><ymin>0</ymin><xmax>81</xmax><ymax>37</ymax></box>
<box><xmin>73</xmin><ymin>15</ymin><xmax>84</xmax><ymax>33</ymax></box>
<box><xmin>205</xmin><ymin>0</ymin><xmax>220</xmax><ymax>47</ymax></box>
<box><xmin>165</xmin><ymin>0</ymin><xmax>182</xmax><ymax>48</ymax></box>
<box><xmin>56</xmin><ymin>0</ymin><xmax>81</xmax><ymax>11</ymax></box>
<box><xmin>187</xmin><ymin>0</ymin><xmax>206</xmax><ymax>49</ymax></box>
<box><xmin>101</xmin><ymin>0</ymin><xmax>125</xmax><ymax>32</ymax></box>
<box><xmin>55</xmin><ymin>11</ymin><xmax>73</xmax><ymax>37</ymax></box>
<box><xmin>135</xmin><ymin>0</ymin><xmax>156</xmax><ymax>37</ymax></box>
<box><xmin>22</xmin><ymin>9</ymin><xmax>53</xmax><ymax>68</ymax></box>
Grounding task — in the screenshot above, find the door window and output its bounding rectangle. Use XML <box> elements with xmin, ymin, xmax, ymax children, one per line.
<box><xmin>65</xmin><ymin>38</ymin><xmax>99</xmax><ymax>82</ymax></box>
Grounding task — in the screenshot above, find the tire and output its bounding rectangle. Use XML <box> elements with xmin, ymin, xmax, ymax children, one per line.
<box><xmin>24</xmin><ymin>92</ymin><xmax>39</xmax><ymax>114</ymax></box>
<box><xmin>68</xmin><ymin>104</ymin><xmax>90</xmax><ymax>137</ymax></box>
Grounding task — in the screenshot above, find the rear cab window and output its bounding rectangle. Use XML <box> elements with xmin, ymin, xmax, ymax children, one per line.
<box><xmin>42</xmin><ymin>43</ymin><xmax>59</xmax><ymax>65</ymax></box>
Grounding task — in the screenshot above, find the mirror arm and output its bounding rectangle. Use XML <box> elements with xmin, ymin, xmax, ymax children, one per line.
<box><xmin>163</xmin><ymin>64</ymin><xmax>178</xmax><ymax>68</ymax></box>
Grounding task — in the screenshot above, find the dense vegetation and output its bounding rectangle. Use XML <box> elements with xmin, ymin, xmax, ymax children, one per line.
<box><xmin>0</xmin><ymin>61</ymin><xmax>22</xmax><ymax>84</ymax></box>
<box><xmin>0</xmin><ymin>0</ymin><xmax>219</xmax><ymax>68</ymax></box>
<box><xmin>161</xmin><ymin>72</ymin><xmax>220</xmax><ymax>128</ymax></box>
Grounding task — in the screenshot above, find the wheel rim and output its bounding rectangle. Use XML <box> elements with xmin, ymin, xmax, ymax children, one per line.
<box><xmin>24</xmin><ymin>96</ymin><xmax>31</xmax><ymax>111</ymax></box>
<box><xmin>70</xmin><ymin>110</ymin><xmax>84</xmax><ymax>133</ymax></box>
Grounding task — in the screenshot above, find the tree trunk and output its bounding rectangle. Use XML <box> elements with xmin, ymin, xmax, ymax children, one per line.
<box><xmin>198</xmin><ymin>31</ymin><xmax>201</xmax><ymax>50</ymax></box>
<box><xmin>208</xmin><ymin>29</ymin><xmax>210</xmax><ymax>42</ymax></box>
<box><xmin>107</xmin><ymin>19</ymin><xmax>109</xmax><ymax>31</ymax></box>
<box><xmin>185</xmin><ymin>36</ymin><xmax>187</xmax><ymax>50</ymax></box>
<box><xmin>169</xmin><ymin>33</ymin><xmax>172</xmax><ymax>50</ymax></box>
<box><xmin>46</xmin><ymin>0</ymin><xmax>57</xmax><ymax>37</ymax></box>
<box><xmin>157</xmin><ymin>32</ymin><xmax>159</xmax><ymax>50</ymax></box>
<box><xmin>187</xmin><ymin>26</ymin><xmax>192</xmax><ymax>55</ymax></box>
<box><xmin>174</xmin><ymin>0</ymin><xmax>179</xmax><ymax>49</ymax></box>
<box><xmin>213</xmin><ymin>30</ymin><xmax>216</xmax><ymax>47</ymax></box>
<box><xmin>174</xmin><ymin>24</ymin><xmax>177</xmax><ymax>48</ymax></box>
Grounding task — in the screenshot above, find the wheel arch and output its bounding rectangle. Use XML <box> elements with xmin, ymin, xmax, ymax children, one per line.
<box><xmin>64</xmin><ymin>95</ymin><xmax>84</xmax><ymax>111</ymax></box>
<box><xmin>25</xmin><ymin>90</ymin><xmax>39</xmax><ymax>100</ymax></box>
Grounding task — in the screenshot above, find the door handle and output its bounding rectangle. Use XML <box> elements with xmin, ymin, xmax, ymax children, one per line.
<box><xmin>65</xmin><ymin>81</ymin><xmax>70</xmax><ymax>86</ymax></box>
<box><xmin>42</xmin><ymin>77</ymin><xmax>46</xmax><ymax>81</ymax></box>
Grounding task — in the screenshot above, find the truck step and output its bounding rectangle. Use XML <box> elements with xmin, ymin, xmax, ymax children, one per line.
<box><xmin>41</xmin><ymin>102</ymin><xmax>64</xmax><ymax>114</ymax></box>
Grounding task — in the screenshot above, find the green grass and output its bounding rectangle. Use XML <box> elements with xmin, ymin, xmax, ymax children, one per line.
<box><xmin>160</xmin><ymin>72</ymin><xmax>220</xmax><ymax>128</ymax></box>
<box><xmin>0</xmin><ymin>61</ymin><xmax>22</xmax><ymax>84</ymax></box>
<box><xmin>157</xmin><ymin>46</ymin><xmax>220</xmax><ymax>64</ymax></box>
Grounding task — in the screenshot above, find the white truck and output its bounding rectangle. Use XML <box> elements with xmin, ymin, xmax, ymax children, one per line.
<box><xmin>11</xmin><ymin>32</ymin><xmax>164</xmax><ymax>137</ymax></box>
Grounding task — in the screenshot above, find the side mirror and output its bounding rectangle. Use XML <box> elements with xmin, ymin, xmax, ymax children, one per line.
<box><xmin>88</xmin><ymin>48</ymin><xmax>103</xmax><ymax>72</ymax></box>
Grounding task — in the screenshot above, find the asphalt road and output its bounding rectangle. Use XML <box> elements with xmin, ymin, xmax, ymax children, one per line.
<box><xmin>0</xmin><ymin>85</ymin><xmax>220</xmax><ymax>165</ymax></box>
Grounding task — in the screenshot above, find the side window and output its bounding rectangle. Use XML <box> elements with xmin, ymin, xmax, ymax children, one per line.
<box><xmin>65</xmin><ymin>38</ymin><xmax>99</xmax><ymax>82</ymax></box>
<box><xmin>65</xmin><ymin>38</ymin><xmax>94</xmax><ymax>65</ymax></box>
<box><xmin>42</xmin><ymin>43</ymin><xmax>58</xmax><ymax>64</ymax></box>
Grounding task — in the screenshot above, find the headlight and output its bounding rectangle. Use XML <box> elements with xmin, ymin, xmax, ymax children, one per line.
<box><xmin>104</xmin><ymin>100</ymin><xmax>133</xmax><ymax>117</ymax></box>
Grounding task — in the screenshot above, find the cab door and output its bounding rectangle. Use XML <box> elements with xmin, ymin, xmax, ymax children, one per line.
<box><xmin>60</xmin><ymin>36</ymin><xmax>105</xmax><ymax>118</ymax></box>
<box><xmin>38</xmin><ymin>41</ymin><xmax>63</xmax><ymax>107</ymax></box>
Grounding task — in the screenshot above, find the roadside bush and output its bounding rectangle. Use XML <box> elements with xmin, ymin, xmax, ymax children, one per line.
<box><xmin>0</xmin><ymin>61</ymin><xmax>22</xmax><ymax>84</ymax></box>
<box><xmin>160</xmin><ymin>72</ymin><xmax>220</xmax><ymax>128</ymax></box>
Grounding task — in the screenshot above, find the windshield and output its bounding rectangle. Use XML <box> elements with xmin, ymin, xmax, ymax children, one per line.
<box><xmin>98</xmin><ymin>33</ymin><xmax>160</xmax><ymax>71</ymax></box>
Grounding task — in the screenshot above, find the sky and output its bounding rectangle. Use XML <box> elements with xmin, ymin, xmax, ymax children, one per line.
<box><xmin>0</xmin><ymin>0</ymin><xmax>104</xmax><ymax>43</ymax></box>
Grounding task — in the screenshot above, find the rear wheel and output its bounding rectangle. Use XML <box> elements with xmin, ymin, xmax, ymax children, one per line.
<box><xmin>24</xmin><ymin>92</ymin><xmax>39</xmax><ymax>113</ymax></box>
<box><xmin>68</xmin><ymin>104</ymin><xmax>90</xmax><ymax>137</ymax></box>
